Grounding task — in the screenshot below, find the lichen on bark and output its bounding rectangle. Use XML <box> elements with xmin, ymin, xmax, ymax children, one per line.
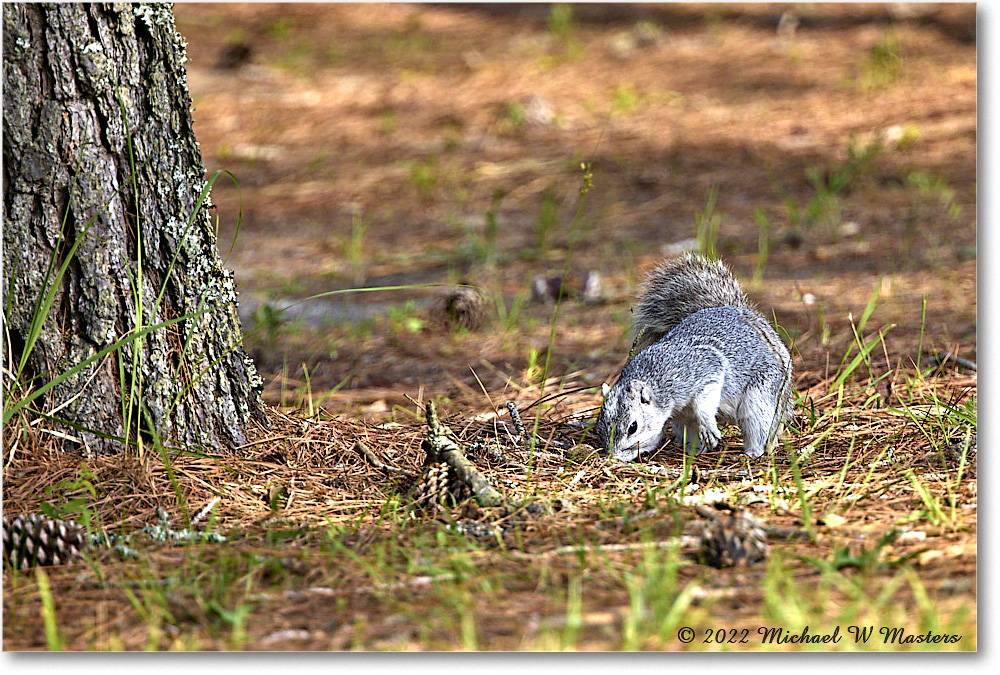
<box><xmin>3</xmin><ymin>3</ymin><xmax>264</xmax><ymax>453</ymax></box>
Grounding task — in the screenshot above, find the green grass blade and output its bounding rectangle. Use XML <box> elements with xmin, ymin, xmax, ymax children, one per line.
<box><xmin>15</xmin><ymin>213</ymin><xmax>91</xmax><ymax>381</ymax></box>
<box><xmin>855</xmin><ymin>277</ymin><xmax>882</xmax><ymax>336</ymax></box>
<box><xmin>36</xmin><ymin>568</ymin><xmax>65</xmax><ymax>651</ymax></box>
<box><xmin>4</xmin><ymin>310</ymin><xmax>207</xmax><ymax>426</ymax></box>
<box><xmin>829</xmin><ymin>325</ymin><xmax>894</xmax><ymax>392</ymax></box>
<box><xmin>829</xmin><ymin>278</ymin><xmax>883</xmax><ymax>384</ymax></box>
<box><xmin>16</xmin><ymin>145</ymin><xmax>154</xmax><ymax>382</ymax></box>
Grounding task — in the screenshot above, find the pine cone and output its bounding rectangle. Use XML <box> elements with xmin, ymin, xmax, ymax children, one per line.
<box><xmin>530</xmin><ymin>271</ymin><xmax>603</xmax><ymax>304</ymax></box>
<box><xmin>3</xmin><ymin>514</ymin><xmax>88</xmax><ymax>570</ymax></box>
<box><xmin>446</xmin><ymin>469</ymin><xmax>473</xmax><ymax>504</ymax></box>
<box><xmin>410</xmin><ymin>462</ymin><xmax>449</xmax><ymax>506</ymax></box>
<box><xmin>698</xmin><ymin>507</ymin><xmax>768</xmax><ymax>568</ymax></box>
<box><xmin>439</xmin><ymin>286</ymin><xmax>489</xmax><ymax>331</ymax></box>
<box><xmin>409</xmin><ymin>462</ymin><xmax>473</xmax><ymax>509</ymax></box>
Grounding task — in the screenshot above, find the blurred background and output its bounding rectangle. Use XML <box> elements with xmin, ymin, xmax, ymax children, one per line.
<box><xmin>173</xmin><ymin>2</ymin><xmax>976</xmax><ymax>416</ymax></box>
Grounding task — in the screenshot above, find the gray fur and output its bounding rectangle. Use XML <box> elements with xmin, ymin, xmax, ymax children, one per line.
<box><xmin>597</xmin><ymin>257</ymin><xmax>794</xmax><ymax>460</ymax></box>
<box><xmin>630</xmin><ymin>253</ymin><xmax>753</xmax><ymax>356</ymax></box>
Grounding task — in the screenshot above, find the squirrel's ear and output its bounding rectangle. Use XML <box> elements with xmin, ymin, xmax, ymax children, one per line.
<box><xmin>601</xmin><ymin>382</ymin><xmax>610</xmax><ymax>398</ymax></box>
<box><xmin>627</xmin><ymin>380</ymin><xmax>653</xmax><ymax>405</ymax></box>
<box><xmin>638</xmin><ymin>382</ymin><xmax>653</xmax><ymax>405</ymax></box>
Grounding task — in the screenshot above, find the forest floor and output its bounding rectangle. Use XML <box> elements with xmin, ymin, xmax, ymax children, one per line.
<box><xmin>3</xmin><ymin>3</ymin><xmax>977</xmax><ymax>651</ymax></box>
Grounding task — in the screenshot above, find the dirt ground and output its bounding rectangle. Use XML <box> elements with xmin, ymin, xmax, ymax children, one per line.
<box><xmin>173</xmin><ymin>2</ymin><xmax>976</xmax><ymax>413</ymax></box>
<box><xmin>2</xmin><ymin>2</ymin><xmax>977</xmax><ymax>652</ymax></box>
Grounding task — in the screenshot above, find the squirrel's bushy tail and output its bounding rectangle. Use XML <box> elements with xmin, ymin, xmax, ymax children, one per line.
<box><xmin>630</xmin><ymin>253</ymin><xmax>754</xmax><ymax>356</ymax></box>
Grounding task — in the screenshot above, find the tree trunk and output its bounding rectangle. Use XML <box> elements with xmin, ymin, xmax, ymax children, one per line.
<box><xmin>3</xmin><ymin>3</ymin><xmax>264</xmax><ymax>453</ymax></box>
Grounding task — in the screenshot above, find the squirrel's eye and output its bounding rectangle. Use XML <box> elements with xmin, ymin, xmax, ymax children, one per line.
<box><xmin>627</xmin><ymin>421</ymin><xmax>638</xmax><ymax>436</ymax></box>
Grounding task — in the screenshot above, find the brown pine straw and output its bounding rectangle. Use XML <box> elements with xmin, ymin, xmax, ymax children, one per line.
<box><xmin>1</xmin><ymin>371</ymin><xmax>977</xmax><ymax>651</ymax></box>
<box><xmin>2</xmin><ymin>368</ymin><xmax>975</xmax><ymax>538</ymax></box>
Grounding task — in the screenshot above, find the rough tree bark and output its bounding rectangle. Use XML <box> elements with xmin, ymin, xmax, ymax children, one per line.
<box><xmin>2</xmin><ymin>3</ymin><xmax>264</xmax><ymax>453</ymax></box>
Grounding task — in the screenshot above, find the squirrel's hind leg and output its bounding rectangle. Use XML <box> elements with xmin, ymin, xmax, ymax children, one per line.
<box><xmin>738</xmin><ymin>386</ymin><xmax>783</xmax><ymax>458</ymax></box>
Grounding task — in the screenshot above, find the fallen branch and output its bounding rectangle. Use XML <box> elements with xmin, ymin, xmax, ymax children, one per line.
<box><xmin>922</xmin><ymin>352</ymin><xmax>977</xmax><ymax>373</ymax></box>
<box><xmin>511</xmin><ymin>535</ymin><xmax>701</xmax><ymax>560</ymax></box>
<box><xmin>506</xmin><ymin>401</ymin><xmax>527</xmax><ymax>441</ymax></box>
<box><xmin>422</xmin><ymin>402</ymin><xmax>506</xmax><ymax>508</ymax></box>
<box><xmin>611</xmin><ymin>461</ymin><xmax>757</xmax><ymax>483</ymax></box>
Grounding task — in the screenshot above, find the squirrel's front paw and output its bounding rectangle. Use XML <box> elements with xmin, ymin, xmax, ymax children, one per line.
<box><xmin>696</xmin><ymin>426</ymin><xmax>722</xmax><ymax>454</ymax></box>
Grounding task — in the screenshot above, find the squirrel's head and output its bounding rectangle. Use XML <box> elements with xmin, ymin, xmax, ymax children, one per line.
<box><xmin>595</xmin><ymin>378</ymin><xmax>672</xmax><ymax>461</ymax></box>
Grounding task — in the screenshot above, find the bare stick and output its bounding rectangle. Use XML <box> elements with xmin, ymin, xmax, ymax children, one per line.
<box><xmin>922</xmin><ymin>352</ymin><xmax>977</xmax><ymax>373</ymax></box>
<box><xmin>506</xmin><ymin>401</ymin><xmax>527</xmax><ymax>441</ymax></box>
<box><xmin>511</xmin><ymin>536</ymin><xmax>701</xmax><ymax>559</ymax></box>
<box><xmin>190</xmin><ymin>497</ymin><xmax>220</xmax><ymax>526</ymax></box>
<box><xmin>611</xmin><ymin>461</ymin><xmax>755</xmax><ymax>483</ymax></box>
<box><xmin>354</xmin><ymin>440</ymin><xmax>416</xmax><ymax>477</ymax></box>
